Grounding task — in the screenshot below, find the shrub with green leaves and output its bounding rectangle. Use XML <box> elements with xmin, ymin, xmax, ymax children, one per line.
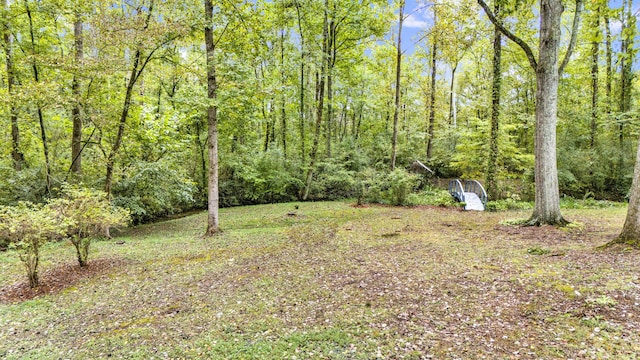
<box><xmin>0</xmin><ymin>202</ymin><xmax>62</xmax><ymax>288</ymax></box>
<box><xmin>50</xmin><ymin>186</ymin><xmax>130</xmax><ymax>267</ymax></box>
<box><xmin>112</xmin><ymin>160</ymin><xmax>196</xmax><ymax>224</ymax></box>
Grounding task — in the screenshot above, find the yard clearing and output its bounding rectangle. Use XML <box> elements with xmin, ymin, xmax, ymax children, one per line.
<box><xmin>1</xmin><ymin>202</ymin><xmax>639</xmax><ymax>359</ymax></box>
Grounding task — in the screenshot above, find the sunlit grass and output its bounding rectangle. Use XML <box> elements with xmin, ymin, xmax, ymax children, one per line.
<box><xmin>1</xmin><ymin>202</ymin><xmax>638</xmax><ymax>359</ymax></box>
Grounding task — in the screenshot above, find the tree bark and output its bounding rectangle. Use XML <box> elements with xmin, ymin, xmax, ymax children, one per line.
<box><xmin>204</xmin><ymin>0</ymin><xmax>220</xmax><ymax>235</ymax></box>
<box><xmin>478</xmin><ymin>0</ymin><xmax>582</xmax><ymax>225</ymax></box>
<box><xmin>326</xmin><ymin>15</ymin><xmax>336</xmax><ymax>159</ymax></box>
<box><xmin>448</xmin><ymin>65</ymin><xmax>457</xmax><ymax>126</ymax></box>
<box><xmin>104</xmin><ymin>1</ymin><xmax>155</xmax><ymax>195</ymax></box>
<box><xmin>25</xmin><ymin>0</ymin><xmax>51</xmax><ymax>194</ymax></box>
<box><xmin>604</xmin><ymin>14</ymin><xmax>612</xmax><ymax>114</ymax></box>
<box><xmin>295</xmin><ymin>1</ymin><xmax>306</xmax><ymax>164</ymax></box>
<box><xmin>612</xmin><ymin>135</ymin><xmax>640</xmax><ymax>247</ymax></box>
<box><xmin>280</xmin><ymin>29</ymin><xmax>287</xmax><ymax>159</ymax></box>
<box><xmin>303</xmin><ymin>1</ymin><xmax>329</xmax><ymax>200</ymax></box>
<box><xmin>71</xmin><ymin>13</ymin><xmax>84</xmax><ymax>175</ymax></box>
<box><xmin>589</xmin><ymin>8</ymin><xmax>599</xmax><ymax>151</ymax></box>
<box><xmin>3</xmin><ymin>0</ymin><xmax>24</xmax><ymax>170</ymax></box>
<box><xmin>528</xmin><ymin>0</ymin><xmax>566</xmax><ymax>225</ymax></box>
<box><xmin>426</xmin><ymin>39</ymin><xmax>437</xmax><ymax>160</ymax></box>
<box><xmin>391</xmin><ymin>0</ymin><xmax>404</xmax><ymax>171</ymax></box>
<box><xmin>486</xmin><ymin>2</ymin><xmax>502</xmax><ymax>200</ymax></box>
<box><xmin>104</xmin><ymin>48</ymin><xmax>142</xmax><ymax>195</ymax></box>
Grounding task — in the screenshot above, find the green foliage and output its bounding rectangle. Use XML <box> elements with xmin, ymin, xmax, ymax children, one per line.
<box><xmin>112</xmin><ymin>160</ymin><xmax>197</xmax><ymax>224</ymax></box>
<box><xmin>0</xmin><ymin>166</ymin><xmax>48</xmax><ymax>205</ymax></box>
<box><xmin>485</xmin><ymin>194</ymin><xmax>533</xmax><ymax>211</ymax></box>
<box><xmin>49</xmin><ymin>185</ymin><xmax>130</xmax><ymax>267</ymax></box>
<box><xmin>0</xmin><ymin>202</ymin><xmax>61</xmax><ymax>287</ymax></box>
<box><xmin>559</xmin><ymin>196</ymin><xmax>625</xmax><ymax>209</ymax></box>
<box><xmin>405</xmin><ymin>188</ymin><xmax>459</xmax><ymax>207</ymax></box>
<box><xmin>360</xmin><ymin>168</ymin><xmax>420</xmax><ymax>206</ymax></box>
<box><xmin>219</xmin><ymin>150</ymin><xmax>303</xmax><ymax>206</ymax></box>
<box><xmin>527</xmin><ymin>246</ymin><xmax>551</xmax><ymax>256</ymax></box>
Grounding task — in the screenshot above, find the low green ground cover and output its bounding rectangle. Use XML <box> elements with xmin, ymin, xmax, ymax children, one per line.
<box><xmin>1</xmin><ymin>202</ymin><xmax>638</xmax><ymax>359</ymax></box>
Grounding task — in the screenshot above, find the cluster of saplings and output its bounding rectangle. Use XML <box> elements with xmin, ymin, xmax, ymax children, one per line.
<box><xmin>0</xmin><ymin>185</ymin><xmax>129</xmax><ymax>288</ymax></box>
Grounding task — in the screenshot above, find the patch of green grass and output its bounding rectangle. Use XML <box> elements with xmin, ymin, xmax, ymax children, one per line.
<box><xmin>1</xmin><ymin>201</ymin><xmax>640</xmax><ymax>358</ymax></box>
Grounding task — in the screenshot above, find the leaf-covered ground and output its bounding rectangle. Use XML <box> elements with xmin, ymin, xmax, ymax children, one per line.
<box><xmin>1</xmin><ymin>202</ymin><xmax>639</xmax><ymax>359</ymax></box>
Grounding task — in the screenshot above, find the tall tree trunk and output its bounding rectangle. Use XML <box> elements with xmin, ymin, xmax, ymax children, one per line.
<box><xmin>280</xmin><ymin>30</ymin><xmax>287</xmax><ymax>159</ymax></box>
<box><xmin>104</xmin><ymin>49</ymin><xmax>141</xmax><ymax>195</ymax></box>
<box><xmin>104</xmin><ymin>1</ymin><xmax>155</xmax><ymax>195</ymax></box>
<box><xmin>295</xmin><ymin>1</ymin><xmax>306</xmax><ymax>164</ymax></box>
<box><xmin>590</xmin><ymin>8</ymin><xmax>599</xmax><ymax>151</ymax></box>
<box><xmin>478</xmin><ymin>0</ymin><xmax>582</xmax><ymax>225</ymax></box>
<box><xmin>448</xmin><ymin>65</ymin><xmax>457</xmax><ymax>126</ymax></box>
<box><xmin>604</xmin><ymin>14</ymin><xmax>612</xmax><ymax>114</ymax></box>
<box><xmin>303</xmin><ymin>1</ymin><xmax>329</xmax><ymax>200</ymax></box>
<box><xmin>529</xmin><ymin>0</ymin><xmax>566</xmax><ymax>225</ymax></box>
<box><xmin>3</xmin><ymin>0</ymin><xmax>24</xmax><ymax>170</ymax></box>
<box><xmin>486</xmin><ymin>3</ymin><xmax>502</xmax><ymax>200</ymax></box>
<box><xmin>391</xmin><ymin>0</ymin><xmax>404</xmax><ymax>171</ymax></box>
<box><xmin>426</xmin><ymin>39</ymin><xmax>437</xmax><ymax>160</ymax></box>
<box><xmin>326</xmin><ymin>16</ymin><xmax>336</xmax><ymax>159</ymax></box>
<box><xmin>204</xmin><ymin>0</ymin><xmax>220</xmax><ymax>235</ymax></box>
<box><xmin>71</xmin><ymin>13</ymin><xmax>84</xmax><ymax>175</ymax></box>
<box><xmin>25</xmin><ymin>0</ymin><xmax>51</xmax><ymax>194</ymax></box>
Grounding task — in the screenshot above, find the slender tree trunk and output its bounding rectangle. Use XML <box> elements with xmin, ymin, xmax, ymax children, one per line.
<box><xmin>326</xmin><ymin>17</ymin><xmax>336</xmax><ymax>159</ymax></box>
<box><xmin>590</xmin><ymin>9</ymin><xmax>599</xmax><ymax>151</ymax></box>
<box><xmin>204</xmin><ymin>0</ymin><xmax>220</xmax><ymax>235</ymax></box>
<box><xmin>71</xmin><ymin>13</ymin><xmax>84</xmax><ymax>175</ymax></box>
<box><xmin>529</xmin><ymin>0</ymin><xmax>566</xmax><ymax>225</ymax></box>
<box><xmin>391</xmin><ymin>0</ymin><xmax>404</xmax><ymax>171</ymax></box>
<box><xmin>295</xmin><ymin>1</ymin><xmax>306</xmax><ymax>164</ymax></box>
<box><xmin>280</xmin><ymin>29</ymin><xmax>287</xmax><ymax>158</ymax></box>
<box><xmin>426</xmin><ymin>40</ymin><xmax>437</xmax><ymax>160</ymax></box>
<box><xmin>3</xmin><ymin>0</ymin><xmax>24</xmax><ymax>170</ymax></box>
<box><xmin>303</xmin><ymin>1</ymin><xmax>329</xmax><ymax>200</ymax></box>
<box><xmin>104</xmin><ymin>2</ymin><xmax>154</xmax><ymax>195</ymax></box>
<box><xmin>604</xmin><ymin>14</ymin><xmax>612</xmax><ymax>114</ymax></box>
<box><xmin>104</xmin><ymin>49</ymin><xmax>141</xmax><ymax>195</ymax></box>
<box><xmin>25</xmin><ymin>0</ymin><xmax>51</xmax><ymax>194</ymax></box>
<box><xmin>486</xmin><ymin>3</ymin><xmax>502</xmax><ymax>200</ymax></box>
<box><xmin>448</xmin><ymin>65</ymin><xmax>457</xmax><ymax>126</ymax></box>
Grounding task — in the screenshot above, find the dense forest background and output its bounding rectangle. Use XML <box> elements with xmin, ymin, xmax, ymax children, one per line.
<box><xmin>1</xmin><ymin>0</ymin><xmax>638</xmax><ymax>223</ymax></box>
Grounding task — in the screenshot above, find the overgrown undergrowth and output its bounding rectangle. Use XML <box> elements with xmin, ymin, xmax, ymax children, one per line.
<box><xmin>1</xmin><ymin>202</ymin><xmax>638</xmax><ymax>359</ymax></box>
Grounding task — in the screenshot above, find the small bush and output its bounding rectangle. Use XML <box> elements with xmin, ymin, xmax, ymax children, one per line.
<box><xmin>50</xmin><ymin>185</ymin><xmax>130</xmax><ymax>267</ymax></box>
<box><xmin>0</xmin><ymin>202</ymin><xmax>62</xmax><ymax>287</ymax></box>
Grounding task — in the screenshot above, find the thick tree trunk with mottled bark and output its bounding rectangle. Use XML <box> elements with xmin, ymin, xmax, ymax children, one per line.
<box><xmin>204</xmin><ymin>0</ymin><xmax>220</xmax><ymax>235</ymax></box>
<box><xmin>479</xmin><ymin>0</ymin><xmax>581</xmax><ymax>225</ymax></box>
<box><xmin>528</xmin><ymin>0</ymin><xmax>566</xmax><ymax>225</ymax></box>
<box><xmin>612</xmin><ymin>138</ymin><xmax>640</xmax><ymax>247</ymax></box>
